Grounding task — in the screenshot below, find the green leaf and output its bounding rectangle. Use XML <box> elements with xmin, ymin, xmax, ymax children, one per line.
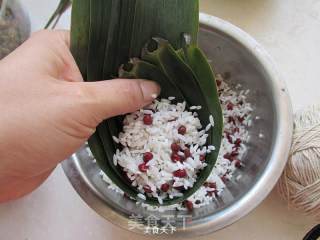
<box><xmin>142</xmin><ymin>41</ymin><xmax>210</xmax><ymax>127</ymax></box>
<box><xmin>131</xmin><ymin>42</ymin><xmax>223</xmax><ymax>205</ymax></box>
<box><xmin>45</xmin><ymin>0</ymin><xmax>72</xmax><ymax>29</ymax></box>
<box><xmin>70</xmin><ymin>0</ymin><xmax>90</xmax><ymax>78</ymax></box>
<box><xmin>86</xmin><ymin>0</ymin><xmax>128</xmax><ymax>190</ymax></box>
<box><xmin>119</xmin><ymin>59</ymin><xmax>185</xmax><ymax>103</ymax></box>
<box><xmin>70</xmin><ymin>0</ymin><xmax>223</xmax><ymax>206</ymax></box>
<box><xmin>184</xmin><ymin>45</ymin><xmax>223</xmax><ymax>157</ymax></box>
<box><xmin>88</xmin><ymin>133</ymin><xmax>140</xmax><ymax>198</ymax></box>
<box><xmin>179</xmin><ymin>45</ymin><xmax>223</xmax><ymax>199</ymax></box>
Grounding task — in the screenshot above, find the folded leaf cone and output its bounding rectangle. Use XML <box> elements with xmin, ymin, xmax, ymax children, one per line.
<box><xmin>70</xmin><ymin>0</ymin><xmax>222</xmax><ymax>206</ymax></box>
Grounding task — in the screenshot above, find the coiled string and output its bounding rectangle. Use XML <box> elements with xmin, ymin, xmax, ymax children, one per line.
<box><xmin>278</xmin><ymin>105</ymin><xmax>320</xmax><ymax>219</ymax></box>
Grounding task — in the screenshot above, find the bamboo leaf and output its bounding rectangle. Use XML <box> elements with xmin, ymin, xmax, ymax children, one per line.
<box><xmin>179</xmin><ymin>46</ymin><xmax>223</xmax><ymax>199</ymax></box>
<box><xmin>86</xmin><ymin>0</ymin><xmax>129</xmax><ymax>190</ymax></box>
<box><xmin>89</xmin><ymin>133</ymin><xmax>140</xmax><ymax>197</ymax></box>
<box><xmin>119</xmin><ymin>59</ymin><xmax>185</xmax><ymax>102</ymax></box>
<box><xmin>45</xmin><ymin>0</ymin><xmax>72</xmax><ymax>29</ymax></box>
<box><xmin>87</xmin><ymin>0</ymin><xmax>111</xmax><ymax>81</ymax></box>
<box><xmin>70</xmin><ymin>0</ymin><xmax>90</xmax><ymax>78</ymax></box>
<box><xmin>142</xmin><ymin>41</ymin><xmax>210</xmax><ymax>127</ymax></box>
<box><xmin>129</xmin><ymin>0</ymin><xmax>199</xmax><ymax>56</ymax></box>
<box><xmin>184</xmin><ymin>45</ymin><xmax>223</xmax><ymax>153</ymax></box>
<box><xmin>70</xmin><ymin>0</ymin><xmax>224</xmax><ymax>206</ymax></box>
<box><xmin>134</xmin><ymin>42</ymin><xmax>222</xmax><ymax>204</ymax></box>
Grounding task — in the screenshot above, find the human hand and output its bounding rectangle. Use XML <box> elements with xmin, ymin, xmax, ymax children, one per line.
<box><xmin>0</xmin><ymin>30</ymin><xmax>160</xmax><ymax>202</ymax></box>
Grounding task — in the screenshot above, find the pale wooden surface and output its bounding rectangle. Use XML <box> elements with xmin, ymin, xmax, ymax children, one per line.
<box><xmin>0</xmin><ymin>0</ymin><xmax>319</xmax><ymax>239</ymax></box>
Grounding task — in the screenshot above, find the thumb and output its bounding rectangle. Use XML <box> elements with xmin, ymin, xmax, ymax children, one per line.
<box><xmin>79</xmin><ymin>79</ymin><xmax>161</xmax><ymax>121</ymax></box>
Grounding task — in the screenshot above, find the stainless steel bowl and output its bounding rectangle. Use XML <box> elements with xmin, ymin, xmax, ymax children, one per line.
<box><xmin>62</xmin><ymin>13</ymin><xmax>293</xmax><ymax>237</ymax></box>
<box><xmin>0</xmin><ymin>0</ymin><xmax>30</xmax><ymax>59</ymax></box>
<box><xmin>9</xmin><ymin>0</ymin><xmax>30</xmax><ymax>39</ymax></box>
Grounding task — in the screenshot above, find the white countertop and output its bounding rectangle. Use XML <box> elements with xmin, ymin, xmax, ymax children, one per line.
<box><xmin>1</xmin><ymin>0</ymin><xmax>319</xmax><ymax>239</ymax></box>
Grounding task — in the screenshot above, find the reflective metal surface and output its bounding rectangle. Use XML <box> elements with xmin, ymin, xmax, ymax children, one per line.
<box><xmin>10</xmin><ymin>0</ymin><xmax>30</xmax><ymax>40</ymax></box>
<box><xmin>62</xmin><ymin>13</ymin><xmax>293</xmax><ymax>237</ymax></box>
<box><xmin>0</xmin><ymin>0</ymin><xmax>30</xmax><ymax>58</ymax></box>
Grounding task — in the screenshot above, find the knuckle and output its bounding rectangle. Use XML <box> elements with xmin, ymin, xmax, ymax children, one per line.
<box><xmin>73</xmin><ymin>83</ymin><xmax>95</xmax><ymax>105</ymax></box>
<box><xmin>120</xmin><ymin>81</ymin><xmax>144</xmax><ymax>108</ymax></box>
<box><xmin>61</xmin><ymin>84</ymin><xmax>101</xmax><ymax>129</ymax></box>
<box><xmin>72</xmin><ymin>83</ymin><xmax>104</xmax><ymax>123</ymax></box>
<box><xmin>74</xmin><ymin>83</ymin><xmax>88</xmax><ymax>98</ymax></box>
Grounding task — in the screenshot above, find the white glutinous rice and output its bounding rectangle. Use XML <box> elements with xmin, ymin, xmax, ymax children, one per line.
<box><xmin>112</xmin><ymin>97</ymin><xmax>213</xmax><ymax>205</ymax></box>
<box><xmin>96</xmin><ymin>73</ymin><xmax>253</xmax><ymax>211</ymax></box>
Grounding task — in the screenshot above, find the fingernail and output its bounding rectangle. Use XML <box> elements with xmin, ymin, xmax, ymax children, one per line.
<box><xmin>140</xmin><ymin>80</ymin><xmax>161</xmax><ymax>101</ymax></box>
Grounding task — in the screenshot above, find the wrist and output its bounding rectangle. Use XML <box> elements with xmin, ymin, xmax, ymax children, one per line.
<box><xmin>0</xmin><ymin>168</ymin><xmax>54</xmax><ymax>203</ymax></box>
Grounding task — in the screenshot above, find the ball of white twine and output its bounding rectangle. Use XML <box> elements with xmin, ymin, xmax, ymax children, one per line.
<box><xmin>277</xmin><ymin>105</ymin><xmax>320</xmax><ymax>219</ymax></box>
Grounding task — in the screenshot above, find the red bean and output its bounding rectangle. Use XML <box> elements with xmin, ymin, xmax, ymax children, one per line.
<box><xmin>231</xmin><ymin>150</ymin><xmax>239</xmax><ymax>157</ymax></box>
<box><xmin>171</xmin><ymin>153</ymin><xmax>181</xmax><ymax>163</ymax></box>
<box><xmin>223</xmin><ymin>153</ymin><xmax>235</xmax><ymax>162</ymax></box>
<box><xmin>173</xmin><ymin>169</ymin><xmax>187</xmax><ymax>178</ymax></box>
<box><xmin>184</xmin><ymin>200</ymin><xmax>193</xmax><ymax>211</ymax></box>
<box><xmin>221</xmin><ymin>175</ymin><xmax>228</xmax><ymax>183</ymax></box>
<box><xmin>228</xmin><ymin>116</ymin><xmax>236</xmax><ymax>124</ymax></box>
<box><xmin>207</xmin><ymin>190</ymin><xmax>218</xmax><ymax>197</ymax></box>
<box><xmin>226</xmin><ymin>133</ymin><xmax>233</xmax><ymax>144</ymax></box>
<box><xmin>160</xmin><ymin>183</ymin><xmax>170</xmax><ymax>192</ymax></box>
<box><xmin>138</xmin><ymin>163</ymin><xmax>149</xmax><ymax>172</ymax></box>
<box><xmin>234</xmin><ymin>160</ymin><xmax>242</xmax><ymax>168</ymax></box>
<box><xmin>171</xmin><ymin>143</ymin><xmax>180</xmax><ymax>152</ymax></box>
<box><xmin>227</xmin><ymin>102</ymin><xmax>234</xmax><ymax>110</ymax></box>
<box><xmin>143</xmin><ymin>185</ymin><xmax>153</xmax><ymax>193</ymax></box>
<box><xmin>143</xmin><ymin>114</ymin><xmax>153</xmax><ymax>125</ymax></box>
<box><xmin>237</xmin><ymin>116</ymin><xmax>245</xmax><ymax>123</ymax></box>
<box><xmin>235</xmin><ymin>138</ymin><xmax>242</xmax><ymax>146</ymax></box>
<box><xmin>184</xmin><ymin>148</ymin><xmax>192</xmax><ymax>158</ymax></box>
<box><xmin>143</xmin><ymin>152</ymin><xmax>153</xmax><ymax>162</ymax></box>
<box><xmin>207</xmin><ymin>182</ymin><xmax>216</xmax><ymax>189</ymax></box>
<box><xmin>178</xmin><ymin>125</ymin><xmax>187</xmax><ymax>135</ymax></box>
